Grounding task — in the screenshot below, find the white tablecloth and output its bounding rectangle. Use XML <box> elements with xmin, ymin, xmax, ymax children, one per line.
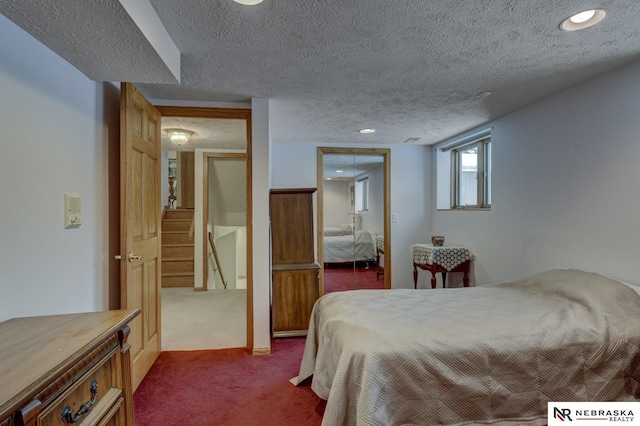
<box><xmin>411</xmin><ymin>244</ymin><xmax>474</xmax><ymax>270</ymax></box>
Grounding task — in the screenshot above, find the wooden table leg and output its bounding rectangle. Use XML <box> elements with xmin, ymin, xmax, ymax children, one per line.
<box><xmin>463</xmin><ymin>272</ymin><xmax>469</xmax><ymax>287</ymax></box>
<box><xmin>413</xmin><ymin>264</ymin><xmax>418</xmax><ymax>289</ymax></box>
<box><xmin>430</xmin><ymin>272</ymin><xmax>437</xmax><ymax>289</ymax></box>
<box><xmin>442</xmin><ymin>272</ymin><xmax>447</xmax><ymax>288</ymax></box>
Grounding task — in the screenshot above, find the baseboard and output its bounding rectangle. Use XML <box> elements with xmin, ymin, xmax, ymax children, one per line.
<box><xmin>252</xmin><ymin>347</ymin><xmax>271</xmax><ymax>356</ymax></box>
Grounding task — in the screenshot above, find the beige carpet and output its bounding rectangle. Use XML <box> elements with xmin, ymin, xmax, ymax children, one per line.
<box><xmin>161</xmin><ymin>287</ymin><xmax>246</xmax><ymax>351</ymax></box>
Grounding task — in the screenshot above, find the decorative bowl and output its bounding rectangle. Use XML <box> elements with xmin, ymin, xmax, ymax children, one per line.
<box><xmin>431</xmin><ymin>235</ymin><xmax>445</xmax><ymax>246</ymax></box>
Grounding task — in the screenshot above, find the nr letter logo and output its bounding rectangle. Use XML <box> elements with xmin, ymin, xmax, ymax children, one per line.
<box><xmin>553</xmin><ymin>407</ymin><xmax>572</xmax><ymax>421</ymax></box>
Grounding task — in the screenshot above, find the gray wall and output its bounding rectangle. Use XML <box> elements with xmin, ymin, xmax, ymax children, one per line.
<box><xmin>432</xmin><ymin>60</ymin><xmax>640</xmax><ymax>287</ymax></box>
<box><xmin>0</xmin><ymin>14</ymin><xmax>119</xmax><ymax>320</ymax></box>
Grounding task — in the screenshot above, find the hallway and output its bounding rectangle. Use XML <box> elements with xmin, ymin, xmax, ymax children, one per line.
<box><xmin>161</xmin><ymin>287</ymin><xmax>246</xmax><ymax>351</ymax></box>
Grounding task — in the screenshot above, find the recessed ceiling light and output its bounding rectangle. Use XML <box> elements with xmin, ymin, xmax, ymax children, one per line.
<box><xmin>570</xmin><ymin>10</ymin><xmax>595</xmax><ymax>23</ymax></box>
<box><xmin>560</xmin><ymin>9</ymin><xmax>606</xmax><ymax>31</ymax></box>
<box><xmin>359</xmin><ymin>128</ymin><xmax>376</xmax><ymax>134</ymax></box>
<box><xmin>233</xmin><ymin>0</ymin><xmax>263</xmax><ymax>5</ymax></box>
<box><xmin>336</xmin><ymin>170</ymin><xmax>344</xmax><ymax>173</ymax></box>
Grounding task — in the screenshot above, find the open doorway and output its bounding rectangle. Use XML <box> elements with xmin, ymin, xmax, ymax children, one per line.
<box><xmin>158</xmin><ymin>107</ymin><xmax>252</xmax><ymax>351</ymax></box>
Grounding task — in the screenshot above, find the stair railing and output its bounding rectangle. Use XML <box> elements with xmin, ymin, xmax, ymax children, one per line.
<box><xmin>208</xmin><ymin>232</ymin><xmax>227</xmax><ymax>290</ymax></box>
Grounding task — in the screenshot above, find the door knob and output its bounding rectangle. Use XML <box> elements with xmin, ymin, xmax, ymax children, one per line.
<box><xmin>114</xmin><ymin>252</ymin><xmax>144</xmax><ymax>262</ymax></box>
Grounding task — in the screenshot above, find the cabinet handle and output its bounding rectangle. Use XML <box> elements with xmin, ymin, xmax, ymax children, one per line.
<box><xmin>61</xmin><ymin>380</ymin><xmax>98</xmax><ymax>423</ymax></box>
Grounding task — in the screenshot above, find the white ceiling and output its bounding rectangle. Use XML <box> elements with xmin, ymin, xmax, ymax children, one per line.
<box><xmin>323</xmin><ymin>154</ymin><xmax>384</xmax><ymax>180</ymax></box>
<box><xmin>162</xmin><ymin>117</ymin><xmax>246</xmax><ymax>151</ymax></box>
<box><xmin>2</xmin><ymin>0</ymin><xmax>640</xmax><ymax>146</ymax></box>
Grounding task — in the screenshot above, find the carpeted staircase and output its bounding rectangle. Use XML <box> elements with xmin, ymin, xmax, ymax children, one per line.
<box><xmin>162</xmin><ymin>209</ymin><xmax>195</xmax><ymax>288</ymax></box>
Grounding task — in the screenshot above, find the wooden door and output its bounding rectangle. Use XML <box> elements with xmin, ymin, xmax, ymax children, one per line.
<box><xmin>119</xmin><ymin>83</ymin><xmax>161</xmax><ymax>391</ymax></box>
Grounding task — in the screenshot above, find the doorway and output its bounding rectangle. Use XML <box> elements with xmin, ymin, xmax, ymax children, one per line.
<box><xmin>158</xmin><ymin>106</ymin><xmax>253</xmax><ymax>351</ymax></box>
<box><xmin>317</xmin><ymin>147</ymin><xmax>391</xmax><ymax>293</ymax></box>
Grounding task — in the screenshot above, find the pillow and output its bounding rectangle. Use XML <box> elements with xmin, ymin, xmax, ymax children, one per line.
<box><xmin>621</xmin><ymin>281</ymin><xmax>640</xmax><ymax>296</ymax></box>
<box><xmin>323</xmin><ymin>226</ymin><xmax>344</xmax><ymax>236</ymax></box>
<box><xmin>340</xmin><ymin>223</ymin><xmax>353</xmax><ymax>235</ymax></box>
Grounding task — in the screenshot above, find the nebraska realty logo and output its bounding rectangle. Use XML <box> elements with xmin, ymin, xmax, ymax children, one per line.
<box><xmin>548</xmin><ymin>402</ymin><xmax>640</xmax><ymax>425</ymax></box>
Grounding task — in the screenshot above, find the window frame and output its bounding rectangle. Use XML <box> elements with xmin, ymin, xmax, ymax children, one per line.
<box><xmin>355</xmin><ymin>176</ymin><xmax>369</xmax><ymax>212</ymax></box>
<box><xmin>450</xmin><ymin>137</ymin><xmax>491</xmax><ymax>210</ymax></box>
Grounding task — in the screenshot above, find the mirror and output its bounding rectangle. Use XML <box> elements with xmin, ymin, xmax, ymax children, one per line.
<box><xmin>317</xmin><ymin>147</ymin><xmax>390</xmax><ymax>293</ymax></box>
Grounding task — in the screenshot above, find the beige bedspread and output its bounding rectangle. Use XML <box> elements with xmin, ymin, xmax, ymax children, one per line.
<box><xmin>297</xmin><ymin>269</ymin><xmax>640</xmax><ymax>425</ymax></box>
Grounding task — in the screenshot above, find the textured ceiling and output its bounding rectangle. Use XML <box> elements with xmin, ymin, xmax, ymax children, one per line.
<box><xmin>323</xmin><ymin>154</ymin><xmax>385</xmax><ymax>180</ymax></box>
<box><xmin>0</xmin><ymin>0</ymin><xmax>178</xmax><ymax>83</ymax></box>
<box><xmin>2</xmin><ymin>0</ymin><xmax>640</xmax><ymax>145</ymax></box>
<box><xmin>161</xmin><ymin>117</ymin><xmax>246</xmax><ymax>151</ymax></box>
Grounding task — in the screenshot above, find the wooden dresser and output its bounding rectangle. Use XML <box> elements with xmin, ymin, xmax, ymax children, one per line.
<box><xmin>0</xmin><ymin>309</ymin><xmax>140</xmax><ymax>426</ymax></box>
<box><xmin>270</xmin><ymin>188</ymin><xmax>320</xmax><ymax>337</ymax></box>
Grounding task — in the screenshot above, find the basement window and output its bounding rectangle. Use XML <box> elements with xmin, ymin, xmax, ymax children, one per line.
<box><xmin>452</xmin><ymin>137</ymin><xmax>491</xmax><ymax>209</ymax></box>
<box><xmin>355</xmin><ymin>177</ymin><xmax>369</xmax><ymax>212</ymax></box>
<box><xmin>435</xmin><ymin>128</ymin><xmax>492</xmax><ymax>210</ymax></box>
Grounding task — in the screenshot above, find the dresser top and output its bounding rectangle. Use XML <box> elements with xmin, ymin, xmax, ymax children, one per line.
<box><xmin>0</xmin><ymin>309</ymin><xmax>139</xmax><ymax>418</ymax></box>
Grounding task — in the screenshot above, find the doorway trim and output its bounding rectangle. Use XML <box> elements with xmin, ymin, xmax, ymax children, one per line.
<box><xmin>317</xmin><ymin>147</ymin><xmax>391</xmax><ymax>291</ymax></box>
<box><xmin>157</xmin><ymin>106</ymin><xmax>254</xmax><ymax>350</ymax></box>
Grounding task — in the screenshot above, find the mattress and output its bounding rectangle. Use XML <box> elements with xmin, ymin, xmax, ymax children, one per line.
<box><xmin>297</xmin><ymin>269</ymin><xmax>640</xmax><ymax>425</ymax></box>
<box><xmin>323</xmin><ymin>230</ymin><xmax>376</xmax><ymax>263</ymax></box>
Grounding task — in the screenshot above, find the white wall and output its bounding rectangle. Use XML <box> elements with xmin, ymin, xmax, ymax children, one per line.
<box><xmin>271</xmin><ymin>143</ymin><xmax>431</xmax><ymax>289</ymax></box>
<box><xmin>432</xmin><ymin>59</ymin><xmax>640</xmax><ymax>287</ymax></box>
<box><xmin>0</xmin><ymin>15</ymin><xmax>119</xmax><ymax>321</ymax></box>
<box><xmin>323</xmin><ymin>180</ymin><xmax>351</xmax><ymax>227</ymax></box>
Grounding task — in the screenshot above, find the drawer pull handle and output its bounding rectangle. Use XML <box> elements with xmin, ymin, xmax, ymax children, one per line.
<box><xmin>61</xmin><ymin>380</ymin><xmax>98</xmax><ymax>423</ymax></box>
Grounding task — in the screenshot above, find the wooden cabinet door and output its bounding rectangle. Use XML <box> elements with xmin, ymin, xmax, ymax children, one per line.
<box><xmin>272</xmin><ymin>269</ymin><xmax>319</xmax><ymax>335</ymax></box>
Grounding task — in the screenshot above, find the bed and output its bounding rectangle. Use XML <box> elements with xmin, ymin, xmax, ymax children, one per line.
<box><xmin>296</xmin><ymin>269</ymin><xmax>640</xmax><ymax>425</ymax></box>
<box><xmin>323</xmin><ymin>227</ymin><xmax>377</xmax><ymax>264</ymax></box>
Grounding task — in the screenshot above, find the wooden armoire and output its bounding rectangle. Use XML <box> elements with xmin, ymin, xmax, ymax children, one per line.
<box><xmin>270</xmin><ymin>188</ymin><xmax>320</xmax><ymax>337</ymax></box>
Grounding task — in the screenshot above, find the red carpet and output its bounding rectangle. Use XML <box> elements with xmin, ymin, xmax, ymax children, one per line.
<box><xmin>323</xmin><ymin>263</ymin><xmax>384</xmax><ymax>293</ymax></box>
<box><xmin>134</xmin><ymin>267</ymin><xmax>383</xmax><ymax>425</ymax></box>
<box><xmin>134</xmin><ymin>337</ymin><xmax>324</xmax><ymax>426</ymax></box>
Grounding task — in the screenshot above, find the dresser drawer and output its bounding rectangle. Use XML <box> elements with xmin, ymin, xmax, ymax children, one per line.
<box><xmin>36</xmin><ymin>347</ymin><xmax>122</xmax><ymax>426</ymax></box>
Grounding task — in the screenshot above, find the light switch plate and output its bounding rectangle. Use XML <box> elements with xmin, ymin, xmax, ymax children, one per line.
<box><xmin>64</xmin><ymin>193</ymin><xmax>82</xmax><ymax>228</ymax></box>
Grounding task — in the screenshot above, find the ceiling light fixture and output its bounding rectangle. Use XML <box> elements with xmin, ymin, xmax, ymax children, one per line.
<box><xmin>233</xmin><ymin>0</ymin><xmax>263</xmax><ymax>5</ymax></box>
<box><xmin>166</xmin><ymin>129</ymin><xmax>193</xmax><ymax>146</ymax></box>
<box><xmin>336</xmin><ymin>170</ymin><xmax>344</xmax><ymax>173</ymax></box>
<box><xmin>560</xmin><ymin>9</ymin><xmax>606</xmax><ymax>31</ymax></box>
<box><xmin>359</xmin><ymin>128</ymin><xmax>376</xmax><ymax>134</ymax></box>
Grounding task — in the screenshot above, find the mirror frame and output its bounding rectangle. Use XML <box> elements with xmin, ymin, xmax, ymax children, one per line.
<box><xmin>317</xmin><ymin>147</ymin><xmax>391</xmax><ymax>291</ymax></box>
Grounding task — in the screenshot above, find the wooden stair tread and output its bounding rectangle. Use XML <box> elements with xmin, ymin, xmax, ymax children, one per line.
<box><xmin>162</xmin><ymin>272</ymin><xmax>195</xmax><ymax>277</ymax></box>
<box><xmin>162</xmin><ymin>209</ymin><xmax>195</xmax><ymax>286</ymax></box>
